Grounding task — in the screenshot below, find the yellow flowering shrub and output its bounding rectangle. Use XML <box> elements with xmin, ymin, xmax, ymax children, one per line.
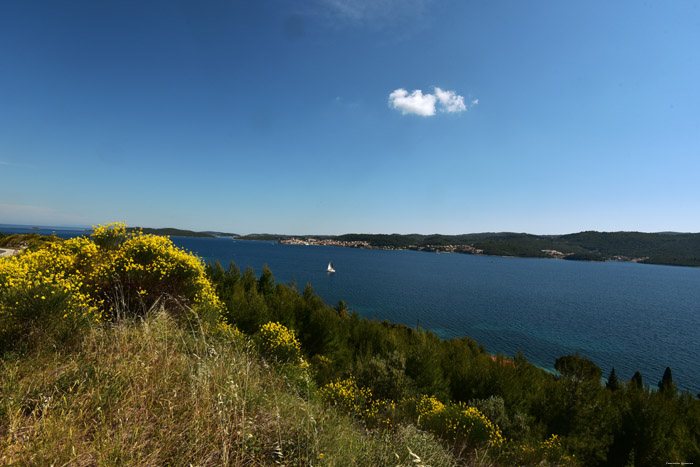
<box><xmin>319</xmin><ymin>377</ymin><xmax>372</xmax><ymax>415</ymax></box>
<box><xmin>90</xmin><ymin>221</ymin><xmax>129</xmax><ymax>250</ymax></box>
<box><xmin>0</xmin><ymin>222</ymin><xmax>224</xmax><ymax>348</ymax></box>
<box><xmin>255</xmin><ymin>321</ymin><xmax>303</xmax><ymax>363</ymax></box>
<box><xmin>507</xmin><ymin>434</ymin><xmax>577</xmax><ymax>466</ymax></box>
<box><xmin>361</xmin><ymin>397</ymin><xmax>397</xmax><ymax>429</ymax></box>
<box><xmin>409</xmin><ymin>396</ymin><xmax>504</xmax><ymax>448</ymax></box>
<box><xmin>214</xmin><ymin>320</ymin><xmax>245</xmax><ymax>345</ymax></box>
<box><xmin>320</xmin><ymin>376</ymin><xmax>399</xmax><ymax>428</ymax></box>
<box><xmin>417</xmin><ymin>394</ymin><xmax>446</xmax><ymax>417</ymax></box>
<box><xmin>89</xmin><ymin>224</ymin><xmax>222</xmax><ymax>317</ymax></box>
<box><xmin>0</xmin><ymin>244</ymin><xmax>100</xmax><ymax>348</ymax></box>
<box><xmin>401</xmin><ymin>394</ymin><xmax>445</xmax><ymax>421</ymax></box>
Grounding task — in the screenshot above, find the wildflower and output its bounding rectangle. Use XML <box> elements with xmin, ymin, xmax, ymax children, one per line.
<box><xmin>256</xmin><ymin>322</ymin><xmax>302</xmax><ymax>363</ymax></box>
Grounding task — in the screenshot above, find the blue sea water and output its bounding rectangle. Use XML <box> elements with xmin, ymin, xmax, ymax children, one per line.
<box><xmin>3</xmin><ymin>225</ymin><xmax>699</xmax><ymax>393</ymax></box>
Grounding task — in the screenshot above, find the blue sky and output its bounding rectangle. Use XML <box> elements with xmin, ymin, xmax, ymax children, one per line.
<box><xmin>1</xmin><ymin>0</ymin><xmax>699</xmax><ymax>234</ymax></box>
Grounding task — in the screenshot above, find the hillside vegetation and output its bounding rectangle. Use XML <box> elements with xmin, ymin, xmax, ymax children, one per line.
<box><xmin>240</xmin><ymin>231</ymin><xmax>700</xmax><ymax>267</ymax></box>
<box><xmin>128</xmin><ymin>227</ymin><xmax>216</xmax><ymax>238</ymax></box>
<box><xmin>1</xmin><ymin>224</ymin><xmax>699</xmax><ymax>466</ymax></box>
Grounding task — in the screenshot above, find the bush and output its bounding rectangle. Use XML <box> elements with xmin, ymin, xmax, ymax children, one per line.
<box><xmin>89</xmin><ymin>223</ymin><xmax>222</xmax><ymax>320</ymax></box>
<box><xmin>411</xmin><ymin>395</ymin><xmax>504</xmax><ymax>449</ymax></box>
<box><xmin>504</xmin><ymin>434</ymin><xmax>577</xmax><ymax>466</ymax></box>
<box><xmin>319</xmin><ymin>377</ymin><xmax>372</xmax><ymax>415</ymax></box>
<box><xmin>255</xmin><ymin>321</ymin><xmax>303</xmax><ymax>363</ymax></box>
<box><xmin>0</xmin><ymin>222</ymin><xmax>224</xmax><ymax>350</ymax></box>
<box><xmin>470</xmin><ymin>395</ymin><xmax>530</xmax><ymax>441</ymax></box>
<box><xmin>355</xmin><ymin>351</ymin><xmax>415</xmax><ymax>401</ymax></box>
<box><xmin>0</xmin><ymin>243</ymin><xmax>100</xmax><ymax>350</ymax></box>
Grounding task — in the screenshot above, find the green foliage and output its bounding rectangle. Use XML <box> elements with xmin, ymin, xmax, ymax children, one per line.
<box><xmin>470</xmin><ymin>395</ymin><xmax>530</xmax><ymax>441</ymax></box>
<box><xmin>555</xmin><ymin>354</ymin><xmax>602</xmax><ymax>382</ymax></box>
<box><xmin>0</xmin><ymin>232</ymin><xmax>63</xmax><ymax>250</ymax></box>
<box><xmin>258</xmin><ymin>264</ymin><xmax>275</xmax><ymax>296</ymax></box>
<box><xmin>503</xmin><ymin>434</ymin><xmax>577</xmax><ymax>466</ymax></box>
<box><xmin>355</xmin><ymin>351</ymin><xmax>414</xmax><ymax>401</ymax></box>
<box><xmin>562</xmin><ymin>252</ymin><xmax>605</xmax><ymax>261</ymax></box>
<box><xmin>606</xmin><ymin>367</ymin><xmax>621</xmax><ymax>391</ymax></box>
<box><xmin>631</xmin><ymin>371</ymin><xmax>644</xmax><ymax>389</ymax></box>
<box><xmin>659</xmin><ymin>366</ymin><xmax>676</xmax><ymax>394</ymax></box>
<box><xmin>0</xmin><ymin>278</ymin><xmax>91</xmax><ymax>350</ymax></box>
<box><xmin>416</xmin><ymin>399</ymin><xmax>505</xmax><ymax>449</ymax></box>
<box><xmin>205</xmin><ymin>262</ymin><xmax>700</xmax><ymax>466</ymax></box>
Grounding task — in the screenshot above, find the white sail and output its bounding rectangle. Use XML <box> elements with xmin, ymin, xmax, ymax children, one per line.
<box><xmin>327</xmin><ymin>260</ymin><xmax>335</xmax><ymax>273</ymax></box>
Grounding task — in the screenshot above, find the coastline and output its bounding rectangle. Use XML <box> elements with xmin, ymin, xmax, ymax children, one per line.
<box><xmin>260</xmin><ymin>237</ymin><xmax>676</xmax><ymax>267</ymax></box>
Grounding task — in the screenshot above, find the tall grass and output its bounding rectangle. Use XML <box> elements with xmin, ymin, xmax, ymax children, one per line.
<box><xmin>0</xmin><ymin>310</ymin><xmax>455</xmax><ymax>466</ymax></box>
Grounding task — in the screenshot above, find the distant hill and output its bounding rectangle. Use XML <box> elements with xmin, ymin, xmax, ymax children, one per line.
<box><xmin>129</xmin><ymin>227</ymin><xmax>215</xmax><ymax>238</ymax></box>
<box><xmin>240</xmin><ymin>231</ymin><xmax>700</xmax><ymax>267</ymax></box>
<box><xmin>237</xmin><ymin>233</ymin><xmax>292</xmax><ymax>241</ymax></box>
<box><xmin>129</xmin><ymin>227</ymin><xmax>700</xmax><ymax>268</ymax></box>
<box><xmin>200</xmin><ymin>230</ymin><xmax>238</xmax><ymax>237</ymax></box>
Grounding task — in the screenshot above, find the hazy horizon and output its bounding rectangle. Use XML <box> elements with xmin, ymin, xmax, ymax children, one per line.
<box><xmin>1</xmin><ymin>222</ymin><xmax>697</xmax><ymax>238</ymax></box>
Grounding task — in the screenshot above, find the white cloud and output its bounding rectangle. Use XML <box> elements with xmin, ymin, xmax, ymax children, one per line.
<box><xmin>389</xmin><ymin>87</ymin><xmax>471</xmax><ymax>116</ymax></box>
<box><xmin>471</xmin><ymin>99</ymin><xmax>479</xmax><ymax>106</ymax></box>
<box><xmin>434</xmin><ymin>87</ymin><xmax>466</xmax><ymax>113</ymax></box>
<box><xmin>388</xmin><ymin>88</ymin><xmax>437</xmax><ymax>116</ymax></box>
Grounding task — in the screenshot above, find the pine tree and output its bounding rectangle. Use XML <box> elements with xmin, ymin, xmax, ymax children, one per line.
<box><xmin>606</xmin><ymin>367</ymin><xmax>621</xmax><ymax>391</ymax></box>
<box><xmin>258</xmin><ymin>264</ymin><xmax>275</xmax><ymax>296</ymax></box>
<box><xmin>335</xmin><ymin>300</ymin><xmax>349</xmax><ymax>317</ymax></box>
<box><xmin>631</xmin><ymin>371</ymin><xmax>643</xmax><ymax>389</ymax></box>
<box><xmin>658</xmin><ymin>366</ymin><xmax>675</xmax><ymax>394</ymax></box>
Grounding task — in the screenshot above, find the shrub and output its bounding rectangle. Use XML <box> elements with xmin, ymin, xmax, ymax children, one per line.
<box><xmin>0</xmin><ymin>222</ymin><xmax>224</xmax><ymax>349</ymax></box>
<box><xmin>0</xmin><ymin>244</ymin><xmax>100</xmax><ymax>349</ymax></box>
<box><xmin>319</xmin><ymin>377</ymin><xmax>372</xmax><ymax>415</ymax></box>
<box><xmin>409</xmin><ymin>395</ymin><xmax>504</xmax><ymax>449</ymax></box>
<box><xmin>89</xmin><ymin>224</ymin><xmax>222</xmax><ymax>319</ymax></box>
<box><xmin>361</xmin><ymin>397</ymin><xmax>399</xmax><ymax>430</ymax></box>
<box><xmin>470</xmin><ymin>395</ymin><xmax>530</xmax><ymax>441</ymax></box>
<box><xmin>355</xmin><ymin>351</ymin><xmax>414</xmax><ymax>401</ymax></box>
<box><xmin>505</xmin><ymin>434</ymin><xmax>577</xmax><ymax>466</ymax></box>
<box><xmin>90</xmin><ymin>221</ymin><xmax>129</xmax><ymax>250</ymax></box>
<box><xmin>255</xmin><ymin>321</ymin><xmax>303</xmax><ymax>363</ymax></box>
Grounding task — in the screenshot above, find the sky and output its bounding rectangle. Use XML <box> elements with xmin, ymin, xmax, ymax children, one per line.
<box><xmin>1</xmin><ymin>0</ymin><xmax>699</xmax><ymax>235</ymax></box>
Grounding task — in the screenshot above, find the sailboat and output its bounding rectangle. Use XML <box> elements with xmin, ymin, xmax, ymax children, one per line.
<box><xmin>327</xmin><ymin>260</ymin><xmax>336</xmax><ymax>273</ymax></box>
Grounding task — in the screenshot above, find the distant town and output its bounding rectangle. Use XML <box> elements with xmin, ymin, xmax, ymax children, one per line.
<box><xmin>278</xmin><ymin>237</ymin><xmax>654</xmax><ymax>261</ymax></box>
<box><xmin>279</xmin><ymin>236</ymin><xmax>486</xmax><ymax>255</ymax></box>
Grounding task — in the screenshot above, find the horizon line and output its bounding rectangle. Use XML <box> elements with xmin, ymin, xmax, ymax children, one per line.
<box><xmin>1</xmin><ymin>223</ymin><xmax>697</xmax><ymax>237</ymax></box>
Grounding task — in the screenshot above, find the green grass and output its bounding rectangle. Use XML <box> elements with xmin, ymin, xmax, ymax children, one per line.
<box><xmin>0</xmin><ymin>310</ymin><xmax>457</xmax><ymax>466</ymax></box>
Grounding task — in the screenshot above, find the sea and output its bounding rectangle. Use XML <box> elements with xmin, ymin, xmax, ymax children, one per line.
<box><xmin>3</xmin><ymin>224</ymin><xmax>699</xmax><ymax>393</ymax></box>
